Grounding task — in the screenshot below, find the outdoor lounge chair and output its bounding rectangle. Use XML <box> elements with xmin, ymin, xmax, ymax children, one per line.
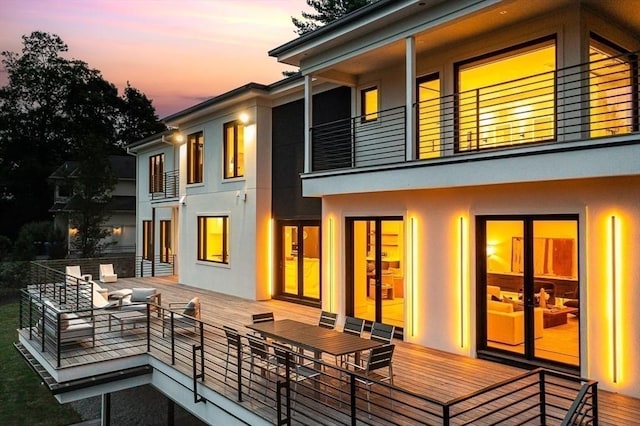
<box><xmin>162</xmin><ymin>297</ymin><xmax>200</xmax><ymax>337</ymax></box>
<box><xmin>99</xmin><ymin>264</ymin><xmax>117</xmax><ymax>283</ymax></box>
<box><xmin>345</xmin><ymin>344</ymin><xmax>395</xmax><ymax>418</ymax></box>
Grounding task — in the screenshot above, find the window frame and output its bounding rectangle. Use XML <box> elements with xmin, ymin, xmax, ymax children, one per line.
<box><xmin>187</xmin><ymin>132</ymin><xmax>204</xmax><ymax>184</ymax></box>
<box><xmin>149</xmin><ymin>153</ymin><xmax>164</xmax><ymax>193</ymax></box>
<box><xmin>197</xmin><ymin>215</ymin><xmax>230</xmax><ymax>264</ymax></box>
<box><xmin>223</xmin><ymin>120</ymin><xmax>244</xmax><ymax>179</ymax></box>
<box><xmin>360</xmin><ymin>86</ymin><xmax>379</xmax><ymax>123</ymax></box>
<box><xmin>142</xmin><ymin>220</ymin><xmax>153</xmax><ymax>261</ymax></box>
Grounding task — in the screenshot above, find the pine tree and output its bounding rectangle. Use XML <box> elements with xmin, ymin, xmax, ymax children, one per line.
<box><xmin>292</xmin><ymin>0</ymin><xmax>374</xmax><ymax>35</ymax></box>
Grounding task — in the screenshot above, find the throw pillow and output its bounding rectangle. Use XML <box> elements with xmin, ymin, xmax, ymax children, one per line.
<box><xmin>182</xmin><ymin>297</ymin><xmax>200</xmax><ymax>317</ymax></box>
<box><xmin>131</xmin><ymin>287</ymin><xmax>156</xmax><ymax>303</ymax></box>
<box><xmin>491</xmin><ymin>294</ymin><xmax>501</xmax><ymax>301</ymax></box>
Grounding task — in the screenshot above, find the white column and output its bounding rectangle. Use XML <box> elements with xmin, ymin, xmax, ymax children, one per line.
<box><xmin>405</xmin><ymin>36</ymin><xmax>416</xmax><ymax>161</ymax></box>
<box><xmin>304</xmin><ymin>75</ymin><xmax>313</xmax><ymax>173</ymax></box>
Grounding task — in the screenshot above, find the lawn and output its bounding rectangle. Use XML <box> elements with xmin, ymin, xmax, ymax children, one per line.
<box><xmin>0</xmin><ymin>301</ymin><xmax>81</xmax><ymax>425</ymax></box>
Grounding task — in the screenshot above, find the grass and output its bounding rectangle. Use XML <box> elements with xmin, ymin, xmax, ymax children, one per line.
<box><xmin>0</xmin><ymin>301</ymin><xmax>82</xmax><ymax>425</ymax></box>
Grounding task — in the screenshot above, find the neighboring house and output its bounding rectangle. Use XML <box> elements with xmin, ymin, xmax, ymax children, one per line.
<box><xmin>127</xmin><ymin>80</ymin><xmax>349</xmax><ymax>302</ymax></box>
<box><xmin>268</xmin><ymin>0</ymin><xmax>640</xmax><ymax>398</ymax></box>
<box><xmin>49</xmin><ymin>155</ymin><xmax>136</xmax><ymax>255</ymax></box>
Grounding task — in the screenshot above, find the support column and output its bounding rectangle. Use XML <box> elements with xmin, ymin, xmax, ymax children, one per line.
<box><xmin>304</xmin><ymin>74</ymin><xmax>313</xmax><ymax>173</ymax></box>
<box><xmin>405</xmin><ymin>36</ymin><xmax>416</xmax><ymax>161</ymax></box>
<box><xmin>101</xmin><ymin>393</ymin><xmax>111</xmax><ymax>426</ymax></box>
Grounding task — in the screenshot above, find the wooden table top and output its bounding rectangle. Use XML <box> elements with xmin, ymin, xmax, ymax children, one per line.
<box><xmin>247</xmin><ymin>319</ymin><xmax>383</xmax><ymax>357</ymax></box>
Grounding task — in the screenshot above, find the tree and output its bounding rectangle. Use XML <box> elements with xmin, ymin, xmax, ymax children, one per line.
<box><xmin>292</xmin><ymin>0</ymin><xmax>374</xmax><ymax>35</ymax></box>
<box><xmin>0</xmin><ymin>31</ymin><xmax>164</xmax><ymax>244</ymax></box>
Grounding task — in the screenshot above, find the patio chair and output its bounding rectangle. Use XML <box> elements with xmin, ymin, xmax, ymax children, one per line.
<box><xmin>223</xmin><ymin>326</ymin><xmax>250</xmax><ymax>383</ymax></box>
<box><xmin>370</xmin><ymin>322</ymin><xmax>395</xmax><ymax>344</ymax></box>
<box><xmin>338</xmin><ymin>316</ymin><xmax>366</xmax><ymax>366</ymax></box>
<box><xmin>66</xmin><ymin>265</ymin><xmax>92</xmax><ymax>284</ymax></box>
<box><xmin>99</xmin><ymin>264</ymin><xmax>118</xmax><ymax>283</ymax></box>
<box><xmin>345</xmin><ymin>344</ymin><xmax>395</xmax><ymax>418</ymax></box>
<box><xmin>252</xmin><ymin>312</ymin><xmax>274</xmax><ymax>324</ymax></box>
<box><xmin>246</xmin><ymin>335</ymin><xmax>277</xmax><ymax>396</ymax></box>
<box><xmin>162</xmin><ymin>297</ymin><xmax>200</xmax><ymax>337</ymax></box>
<box><xmin>272</xmin><ymin>342</ymin><xmax>321</xmax><ymax>411</ymax></box>
<box><xmin>318</xmin><ymin>310</ymin><xmax>338</xmax><ymax>329</ymax></box>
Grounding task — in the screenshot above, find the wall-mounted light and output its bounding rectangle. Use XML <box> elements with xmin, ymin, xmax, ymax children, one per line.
<box><xmin>69</xmin><ymin>227</ymin><xmax>78</xmax><ymax>236</ymax></box>
<box><xmin>486</xmin><ymin>243</ymin><xmax>497</xmax><ymax>257</ymax></box>
<box><xmin>239</xmin><ymin>112</ymin><xmax>250</xmax><ymax>124</ymax></box>
<box><xmin>610</xmin><ymin>215</ymin><xmax>622</xmax><ymax>384</ymax></box>
<box><xmin>328</xmin><ymin>217</ymin><xmax>335</xmax><ymax>312</ymax></box>
<box><xmin>112</xmin><ymin>226</ymin><xmax>122</xmax><ymax>236</ymax></box>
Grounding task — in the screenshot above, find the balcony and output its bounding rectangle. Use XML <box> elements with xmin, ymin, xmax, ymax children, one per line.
<box><xmin>14</xmin><ymin>264</ymin><xmax>640</xmax><ymax>425</ymax></box>
<box><xmin>310</xmin><ymin>51</ymin><xmax>639</xmax><ymax>174</ymax></box>
<box><xmin>151</xmin><ymin>169</ymin><xmax>179</xmax><ymax>201</ymax></box>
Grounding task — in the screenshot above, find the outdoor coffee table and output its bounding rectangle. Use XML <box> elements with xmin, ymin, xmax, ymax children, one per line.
<box><xmin>109</xmin><ymin>310</ymin><xmax>146</xmax><ymax>335</ymax></box>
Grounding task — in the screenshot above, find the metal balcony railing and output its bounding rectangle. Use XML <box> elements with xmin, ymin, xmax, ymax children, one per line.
<box><xmin>17</xmin><ymin>281</ymin><xmax>598</xmax><ymax>424</ymax></box>
<box><xmin>135</xmin><ymin>254</ymin><xmax>175</xmax><ymax>278</ymax></box>
<box><xmin>310</xmin><ymin>50</ymin><xmax>639</xmax><ymax>173</ymax></box>
<box><xmin>151</xmin><ymin>169</ymin><xmax>179</xmax><ymax>200</ymax></box>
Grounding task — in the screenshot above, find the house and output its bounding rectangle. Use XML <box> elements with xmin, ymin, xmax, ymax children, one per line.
<box><xmin>268</xmin><ymin>0</ymin><xmax>640</xmax><ymax>398</ymax></box>
<box><xmin>127</xmin><ymin>79</ymin><xmax>350</xmax><ymax>301</ymax></box>
<box><xmin>49</xmin><ymin>155</ymin><xmax>136</xmax><ymax>255</ymax></box>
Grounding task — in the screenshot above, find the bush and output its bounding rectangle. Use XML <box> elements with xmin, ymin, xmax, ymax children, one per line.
<box><xmin>12</xmin><ymin>221</ymin><xmax>66</xmax><ymax>261</ymax></box>
<box><xmin>0</xmin><ymin>261</ymin><xmax>28</xmax><ymax>302</ymax></box>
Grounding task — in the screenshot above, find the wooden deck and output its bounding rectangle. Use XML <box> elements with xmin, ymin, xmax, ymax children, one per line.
<box><xmin>28</xmin><ymin>276</ymin><xmax>640</xmax><ymax>425</ymax></box>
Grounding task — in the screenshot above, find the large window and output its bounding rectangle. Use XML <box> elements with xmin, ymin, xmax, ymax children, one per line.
<box><xmin>149</xmin><ymin>154</ymin><xmax>164</xmax><ymax>193</ymax></box>
<box><xmin>589</xmin><ymin>35</ymin><xmax>635</xmax><ymax>137</ymax></box>
<box><xmin>417</xmin><ymin>73</ymin><xmax>441</xmax><ymax>159</ymax></box>
<box><xmin>160</xmin><ymin>220</ymin><xmax>171</xmax><ymax>263</ymax></box>
<box><xmin>457</xmin><ymin>38</ymin><xmax>556</xmax><ymax>151</ymax></box>
<box><xmin>187</xmin><ymin>132</ymin><xmax>204</xmax><ymax>184</ymax></box>
<box><xmin>361</xmin><ymin>86</ymin><xmax>379</xmax><ymax>122</ymax></box>
<box><xmin>224</xmin><ymin>121</ymin><xmax>244</xmax><ymax>179</ymax></box>
<box><xmin>142</xmin><ymin>220</ymin><xmax>153</xmax><ymax>261</ymax></box>
<box><xmin>197</xmin><ymin>216</ymin><xmax>229</xmax><ymax>263</ymax></box>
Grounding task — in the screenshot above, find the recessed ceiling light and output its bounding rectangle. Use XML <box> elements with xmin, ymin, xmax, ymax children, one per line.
<box><xmin>499</xmin><ymin>10</ymin><xmax>508</xmax><ymax>15</ymax></box>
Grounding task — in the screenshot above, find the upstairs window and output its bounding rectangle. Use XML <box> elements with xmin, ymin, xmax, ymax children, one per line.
<box><xmin>224</xmin><ymin>121</ymin><xmax>244</xmax><ymax>179</ymax></box>
<box><xmin>456</xmin><ymin>37</ymin><xmax>556</xmax><ymax>151</ymax></box>
<box><xmin>361</xmin><ymin>86</ymin><xmax>379</xmax><ymax>122</ymax></box>
<box><xmin>197</xmin><ymin>216</ymin><xmax>229</xmax><ymax>264</ymax></box>
<box><xmin>187</xmin><ymin>132</ymin><xmax>204</xmax><ymax>184</ymax></box>
<box><xmin>149</xmin><ymin>154</ymin><xmax>164</xmax><ymax>193</ymax></box>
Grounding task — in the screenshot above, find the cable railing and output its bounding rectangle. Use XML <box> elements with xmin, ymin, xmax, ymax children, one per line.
<box><xmin>135</xmin><ymin>254</ymin><xmax>175</xmax><ymax>277</ymax></box>
<box><xmin>151</xmin><ymin>169</ymin><xmax>179</xmax><ymax>200</ymax></box>
<box><xmin>18</xmin><ymin>280</ymin><xmax>598</xmax><ymax>425</ymax></box>
<box><xmin>310</xmin><ymin>50</ymin><xmax>639</xmax><ymax>173</ymax></box>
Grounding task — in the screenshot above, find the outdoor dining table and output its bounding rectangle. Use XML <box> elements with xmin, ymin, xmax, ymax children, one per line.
<box><xmin>246</xmin><ymin>318</ymin><xmax>383</xmax><ymax>367</ymax></box>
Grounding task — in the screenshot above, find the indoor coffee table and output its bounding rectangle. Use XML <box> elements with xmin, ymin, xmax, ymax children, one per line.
<box><xmin>109</xmin><ymin>310</ymin><xmax>147</xmax><ymax>335</ymax></box>
<box><xmin>543</xmin><ymin>307</ymin><xmax>579</xmax><ymax>328</ymax></box>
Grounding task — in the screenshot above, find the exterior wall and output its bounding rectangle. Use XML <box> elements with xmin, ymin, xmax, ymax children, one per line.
<box><xmin>172</xmin><ymin>100</ymin><xmax>269</xmax><ymax>300</ymax></box>
<box><xmin>321</xmin><ymin>175</ymin><xmax>640</xmax><ymax>396</ymax></box>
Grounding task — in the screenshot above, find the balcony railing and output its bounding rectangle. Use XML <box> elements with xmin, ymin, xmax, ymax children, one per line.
<box><xmin>310</xmin><ymin>50</ymin><xmax>639</xmax><ymax>173</ymax></box>
<box><xmin>151</xmin><ymin>169</ymin><xmax>179</xmax><ymax>200</ymax></box>
<box><xmin>17</xmin><ymin>267</ymin><xmax>599</xmax><ymax>425</ymax></box>
<box><xmin>135</xmin><ymin>254</ymin><xmax>175</xmax><ymax>278</ymax></box>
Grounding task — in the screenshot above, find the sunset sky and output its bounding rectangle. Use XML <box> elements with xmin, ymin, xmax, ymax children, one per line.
<box><xmin>0</xmin><ymin>0</ymin><xmax>312</xmax><ymax>117</ymax></box>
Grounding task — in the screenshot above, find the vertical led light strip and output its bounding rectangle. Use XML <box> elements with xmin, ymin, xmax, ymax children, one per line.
<box><xmin>328</xmin><ymin>217</ymin><xmax>335</xmax><ymax>312</ymax></box>
<box><xmin>611</xmin><ymin>215</ymin><xmax>619</xmax><ymax>383</ymax></box>
<box><xmin>459</xmin><ymin>216</ymin><xmax>465</xmax><ymax>348</ymax></box>
<box><xmin>410</xmin><ymin>217</ymin><xmax>417</xmax><ymax>337</ymax></box>
<box><xmin>268</xmin><ymin>218</ymin><xmax>274</xmax><ymax>297</ymax></box>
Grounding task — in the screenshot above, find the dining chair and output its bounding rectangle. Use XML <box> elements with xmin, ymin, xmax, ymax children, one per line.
<box><xmin>345</xmin><ymin>344</ymin><xmax>395</xmax><ymax>418</ymax></box>
<box><xmin>318</xmin><ymin>310</ymin><xmax>338</xmax><ymax>329</ymax></box>
<box><xmin>246</xmin><ymin>335</ymin><xmax>276</xmax><ymax>396</ymax></box>
<box><xmin>272</xmin><ymin>342</ymin><xmax>321</xmax><ymax>411</ymax></box>
<box><xmin>370</xmin><ymin>322</ymin><xmax>395</xmax><ymax>344</ymax></box>
<box><xmin>223</xmin><ymin>325</ymin><xmax>250</xmax><ymax>383</ymax></box>
<box><xmin>252</xmin><ymin>312</ymin><xmax>274</xmax><ymax>324</ymax></box>
<box><xmin>343</xmin><ymin>316</ymin><xmax>365</xmax><ymax>337</ymax></box>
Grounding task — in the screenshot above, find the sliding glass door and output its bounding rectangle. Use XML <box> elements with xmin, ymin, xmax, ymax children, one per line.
<box><xmin>278</xmin><ymin>221</ymin><xmax>321</xmax><ymax>302</ymax></box>
<box><xmin>479</xmin><ymin>216</ymin><xmax>580</xmax><ymax>368</ymax></box>
<box><xmin>347</xmin><ymin>217</ymin><xmax>404</xmax><ymax>330</ymax></box>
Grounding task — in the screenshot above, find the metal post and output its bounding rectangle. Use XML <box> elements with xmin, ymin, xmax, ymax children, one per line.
<box><xmin>350</xmin><ymin>372</ymin><xmax>357</xmax><ymax>426</ymax></box>
<box><xmin>146</xmin><ymin>303</ymin><xmax>151</xmax><ymax>352</ymax></box>
<box><xmin>170</xmin><ymin>312</ymin><xmax>175</xmax><ymax>365</ymax></box>
<box><xmin>101</xmin><ymin>393</ymin><xmax>111</xmax><ymax>426</ymax></box>
<box><xmin>539</xmin><ymin>370</ymin><xmax>547</xmax><ymax>422</ymax></box>
<box><xmin>167</xmin><ymin>398</ymin><xmax>174</xmax><ymax>426</ymax></box>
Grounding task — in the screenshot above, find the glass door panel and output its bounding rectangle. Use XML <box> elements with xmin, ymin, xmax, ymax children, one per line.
<box><xmin>532</xmin><ymin>220</ymin><xmax>579</xmax><ymax>366</ymax></box>
<box><xmin>282</xmin><ymin>225</ymin><xmax>298</xmax><ymax>295</ymax></box>
<box><xmin>302</xmin><ymin>226</ymin><xmax>320</xmax><ymax>299</ymax></box>
<box><xmin>351</xmin><ymin>218</ymin><xmax>404</xmax><ymax>330</ymax></box>
<box><xmin>486</xmin><ymin>220</ymin><xmax>524</xmax><ymax>354</ymax></box>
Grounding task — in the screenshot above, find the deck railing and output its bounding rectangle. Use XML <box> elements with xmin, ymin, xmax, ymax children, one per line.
<box><xmin>151</xmin><ymin>169</ymin><xmax>179</xmax><ymax>200</ymax></box>
<box><xmin>135</xmin><ymin>254</ymin><xmax>175</xmax><ymax>277</ymax></box>
<box><xmin>18</xmin><ymin>280</ymin><xmax>598</xmax><ymax>425</ymax></box>
<box><xmin>310</xmin><ymin>50</ymin><xmax>639</xmax><ymax>173</ymax></box>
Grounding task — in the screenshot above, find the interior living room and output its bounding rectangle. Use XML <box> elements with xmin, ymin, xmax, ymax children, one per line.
<box><xmin>483</xmin><ymin>219</ymin><xmax>579</xmax><ymax>366</ymax></box>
